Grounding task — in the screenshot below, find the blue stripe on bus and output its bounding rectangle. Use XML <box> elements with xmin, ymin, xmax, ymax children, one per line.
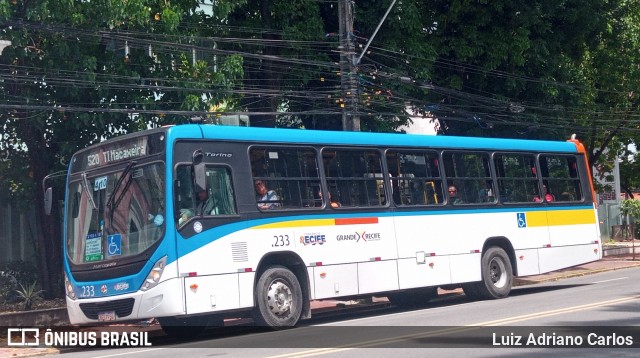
<box><xmin>165</xmin><ymin>125</ymin><xmax>578</xmax><ymax>153</ymax></box>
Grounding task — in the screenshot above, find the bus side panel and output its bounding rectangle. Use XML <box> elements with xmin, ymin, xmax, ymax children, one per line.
<box><xmin>185</xmin><ymin>274</ymin><xmax>240</xmax><ymax>314</ymax></box>
<box><xmin>238</xmin><ymin>271</ymin><xmax>256</xmax><ymax>308</ymax></box>
<box><xmin>538</xmin><ymin>243</ymin><xmax>601</xmax><ymax>273</ymax></box>
<box><xmin>396</xmin><ymin>256</ymin><xmax>451</xmax><ymax>289</ymax></box>
<box><xmin>313</xmin><ymin>264</ymin><xmax>358</xmax><ymax>299</ymax></box>
<box><xmin>513</xmin><ymin>248</ymin><xmax>541</xmax><ymax>276</ymax></box>
<box><xmin>449</xmin><ymin>253</ymin><xmax>481</xmax><ymax>283</ymax></box>
<box><xmin>357</xmin><ymin>260</ymin><xmax>399</xmax><ymax>294</ymax></box>
<box><xmin>547</xmin><ymin>209</ymin><xmax>599</xmax><ymax>247</ymax></box>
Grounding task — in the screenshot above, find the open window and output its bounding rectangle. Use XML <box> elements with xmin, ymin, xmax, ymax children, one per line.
<box><xmin>250</xmin><ymin>147</ymin><xmax>321</xmax><ymax>210</ymax></box>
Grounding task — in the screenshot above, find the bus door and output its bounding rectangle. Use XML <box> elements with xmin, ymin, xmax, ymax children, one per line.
<box><xmin>174</xmin><ymin>153</ymin><xmax>246</xmax><ymax>315</ymax></box>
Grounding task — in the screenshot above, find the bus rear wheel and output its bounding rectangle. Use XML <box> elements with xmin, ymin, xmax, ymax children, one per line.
<box><xmin>253</xmin><ymin>265</ymin><xmax>303</xmax><ymax>328</ymax></box>
<box><xmin>462</xmin><ymin>247</ymin><xmax>512</xmax><ymax>300</ymax></box>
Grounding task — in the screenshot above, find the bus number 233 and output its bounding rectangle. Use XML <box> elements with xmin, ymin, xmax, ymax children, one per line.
<box><xmin>272</xmin><ymin>235</ymin><xmax>290</xmax><ymax>247</ymax></box>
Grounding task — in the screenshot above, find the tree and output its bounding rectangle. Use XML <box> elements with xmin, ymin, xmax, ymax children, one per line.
<box><xmin>0</xmin><ymin>0</ymin><xmax>244</xmax><ymax>298</ymax></box>
<box><xmin>620</xmin><ymin>199</ymin><xmax>640</xmax><ymax>240</ymax></box>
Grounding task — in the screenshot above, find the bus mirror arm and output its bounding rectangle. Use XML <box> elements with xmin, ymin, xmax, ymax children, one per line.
<box><xmin>44</xmin><ymin>187</ymin><xmax>53</xmax><ymax>216</ymax></box>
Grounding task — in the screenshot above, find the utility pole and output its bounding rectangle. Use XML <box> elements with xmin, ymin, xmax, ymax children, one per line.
<box><xmin>339</xmin><ymin>0</ymin><xmax>360</xmax><ymax>131</ymax></box>
<box><xmin>339</xmin><ymin>0</ymin><xmax>397</xmax><ymax>131</ymax></box>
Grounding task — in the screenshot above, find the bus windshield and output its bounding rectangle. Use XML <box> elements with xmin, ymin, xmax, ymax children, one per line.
<box><xmin>65</xmin><ymin>162</ymin><xmax>166</xmax><ymax>265</ymax></box>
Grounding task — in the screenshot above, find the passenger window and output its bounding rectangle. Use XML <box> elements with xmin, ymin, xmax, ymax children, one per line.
<box><xmin>443</xmin><ymin>151</ymin><xmax>496</xmax><ymax>205</ymax></box>
<box><xmin>539</xmin><ymin>155</ymin><xmax>582</xmax><ymax>202</ymax></box>
<box><xmin>386</xmin><ymin>150</ymin><xmax>444</xmax><ymax>206</ymax></box>
<box><xmin>494</xmin><ymin>153</ymin><xmax>540</xmax><ymax>203</ymax></box>
<box><xmin>322</xmin><ymin>149</ymin><xmax>386</xmax><ymax>207</ymax></box>
<box><xmin>250</xmin><ymin>147</ymin><xmax>320</xmax><ymax>209</ymax></box>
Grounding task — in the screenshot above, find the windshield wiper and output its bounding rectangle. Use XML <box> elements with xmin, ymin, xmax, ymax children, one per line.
<box><xmin>81</xmin><ymin>172</ymin><xmax>97</xmax><ymax>210</ymax></box>
<box><xmin>106</xmin><ymin>161</ymin><xmax>136</xmax><ymax>211</ymax></box>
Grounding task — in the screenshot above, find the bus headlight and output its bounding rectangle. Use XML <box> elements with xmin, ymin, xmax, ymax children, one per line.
<box><xmin>141</xmin><ymin>256</ymin><xmax>167</xmax><ymax>291</ymax></box>
<box><xmin>64</xmin><ymin>273</ymin><xmax>76</xmax><ymax>300</ymax></box>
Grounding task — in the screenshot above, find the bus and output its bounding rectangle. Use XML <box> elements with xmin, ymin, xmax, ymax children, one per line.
<box><xmin>46</xmin><ymin>124</ymin><xmax>601</xmax><ymax>335</ymax></box>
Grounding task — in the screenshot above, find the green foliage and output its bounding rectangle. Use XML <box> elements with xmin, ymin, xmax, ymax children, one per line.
<box><xmin>0</xmin><ymin>273</ymin><xmax>16</xmax><ymax>304</ymax></box>
<box><xmin>0</xmin><ymin>260</ymin><xmax>38</xmax><ymax>286</ymax></box>
<box><xmin>0</xmin><ymin>0</ymin><xmax>246</xmax><ymax>298</ymax></box>
<box><xmin>620</xmin><ymin>199</ymin><xmax>640</xmax><ymax>223</ymax></box>
<box><xmin>620</xmin><ymin>198</ymin><xmax>640</xmax><ymax>239</ymax></box>
<box><xmin>15</xmin><ymin>281</ymin><xmax>44</xmax><ymax>311</ymax></box>
<box><xmin>0</xmin><ymin>261</ymin><xmax>38</xmax><ymax>304</ymax></box>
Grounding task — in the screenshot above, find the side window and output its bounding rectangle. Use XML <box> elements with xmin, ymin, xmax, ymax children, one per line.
<box><xmin>494</xmin><ymin>153</ymin><xmax>540</xmax><ymax>203</ymax></box>
<box><xmin>175</xmin><ymin>165</ymin><xmax>237</xmax><ymax>226</ymax></box>
<box><xmin>539</xmin><ymin>155</ymin><xmax>582</xmax><ymax>202</ymax></box>
<box><xmin>443</xmin><ymin>151</ymin><xmax>495</xmax><ymax>205</ymax></box>
<box><xmin>250</xmin><ymin>147</ymin><xmax>320</xmax><ymax>209</ymax></box>
<box><xmin>386</xmin><ymin>150</ymin><xmax>444</xmax><ymax>206</ymax></box>
<box><xmin>322</xmin><ymin>149</ymin><xmax>386</xmax><ymax>207</ymax></box>
<box><xmin>204</xmin><ymin>167</ymin><xmax>237</xmax><ymax>215</ymax></box>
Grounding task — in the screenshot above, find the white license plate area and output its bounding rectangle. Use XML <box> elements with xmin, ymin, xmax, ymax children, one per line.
<box><xmin>98</xmin><ymin>311</ymin><xmax>116</xmax><ymax>322</ymax></box>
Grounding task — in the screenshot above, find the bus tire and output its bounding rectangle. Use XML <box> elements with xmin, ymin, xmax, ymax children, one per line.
<box><xmin>253</xmin><ymin>265</ymin><xmax>303</xmax><ymax>328</ymax></box>
<box><xmin>465</xmin><ymin>247</ymin><xmax>513</xmax><ymax>300</ymax></box>
<box><xmin>387</xmin><ymin>286</ymin><xmax>438</xmax><ymax>307</ymax></box>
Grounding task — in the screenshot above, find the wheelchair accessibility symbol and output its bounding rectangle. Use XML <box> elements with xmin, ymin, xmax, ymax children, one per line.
<box><xmin>517</xmin><ymin>213</ymin><xmax>527</xmax><ymax>228</ymax></box>
<box><xmin>107</xmin><ymin>234</ymin><xmax>122</xmax><ymax>257</ymax></box>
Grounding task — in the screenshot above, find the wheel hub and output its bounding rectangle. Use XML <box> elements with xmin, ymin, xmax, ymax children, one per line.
<box><xmin>489</xmin><ymin>258</ymin><xmax>507</xmax><ymax>288</ymax></box>
<box><xmin>267</xmin><ymin>280</ymin><xmax>292</xmax><ymax>316</ymax></box>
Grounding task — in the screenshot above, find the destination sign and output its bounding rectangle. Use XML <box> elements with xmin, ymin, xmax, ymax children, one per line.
<box><xmin>71</xmin><ymin>132</ymin><xmax>165</xmax><ymax>173</ymax></box>
<box><xmin>86</xmin><ymin>142</ymin><xmax>147</xmax><ymax>168</ymax></box>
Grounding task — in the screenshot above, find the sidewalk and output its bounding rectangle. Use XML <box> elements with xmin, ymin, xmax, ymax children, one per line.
<box><xmin>2</xmin><ymin>253</ymin><xmax>640</xmax><ymax>358</ymax></box>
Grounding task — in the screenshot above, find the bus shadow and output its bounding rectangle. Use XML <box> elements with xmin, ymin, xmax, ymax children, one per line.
<box><xmin>509</xmin><ymin>283</ymin><xmax>589</xmax><ymax>296</ymax></box>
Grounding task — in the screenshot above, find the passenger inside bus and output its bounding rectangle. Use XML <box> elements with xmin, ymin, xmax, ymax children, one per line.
<box><xmin>533</xmin><ymin>185</ymin><xmax>554</xmax><ymax>202</ymax></box>
<box><xmin>255</xmin><ymin>180</ymin><xmax>280</xmax><ymax>209</ymax></box>
<box><xmin>448</xmin><ymin>185</ymin><xmax>464</xmax><ymax>204</ymax></box>
<box><xmin>319</xmin><ymin>189</ymin><xmax>340</xmax><ymax>208</ymax></box>
<box><xmin>196</xmin><ymin>189</ymin><xmax>219</xmax><ymax>215</ymax></box>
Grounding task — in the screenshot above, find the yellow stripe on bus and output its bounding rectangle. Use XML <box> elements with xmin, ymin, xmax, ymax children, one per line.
<box><xmin>253</xmin><ymin>219</ymin><xmax>336</xmax><ymax>229</ymax></box>
<box><xmin>527</xmin><ymin>209</ymin><xmax>596</xmax><ymax>227</ymax></box>
<box><xmin>252</xmin><ymin>217</ymin><xmax>379</xmax><ymax>229</ymax></box>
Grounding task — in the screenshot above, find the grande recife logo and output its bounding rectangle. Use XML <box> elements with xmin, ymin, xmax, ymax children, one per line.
<box><xmin>336</xmin><ymin>231</ymin><xmax>381</xmax><ymax>242</ymax></box>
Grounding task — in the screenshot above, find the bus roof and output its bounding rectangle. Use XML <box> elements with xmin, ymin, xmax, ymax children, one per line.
<box><xmin>166</xmin><ymin>124</ymin><xmax>579</xmax><ymax>153</ymax></box>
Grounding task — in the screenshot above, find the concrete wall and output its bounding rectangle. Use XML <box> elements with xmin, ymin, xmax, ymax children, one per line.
<box><xmin>0</xmin><ymin>307</ymin><xmax>69</xmax><ymax>327</ymax></box>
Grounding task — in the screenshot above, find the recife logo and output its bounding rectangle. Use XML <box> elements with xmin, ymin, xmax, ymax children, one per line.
<box><xmin>300</xmin><ymin>233</ymin><xmax>326</xmax><ymax>246</ymax></box>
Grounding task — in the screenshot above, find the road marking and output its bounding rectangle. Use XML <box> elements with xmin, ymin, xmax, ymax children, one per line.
<box><xmin>265</xmin><ymin>295</ymin><xmax>640</xmax><ymax>357</ymax></box>
<box><xmin>592</xmin><ymin>277</ymin><xmax>627</xmax><ymax>284</ymax></box>
<box><xmin>476</xmin><ymin>295</ymin><xmax>639</xmax><ymax>326</ymax></box>
<box><xmin>93</xmin><ymin>347</ymin><xmax>165</xmax><ymax>358</ymax></box>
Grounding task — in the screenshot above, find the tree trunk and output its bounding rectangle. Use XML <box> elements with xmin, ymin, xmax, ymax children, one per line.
<box><xmin>18</xmin><ymin>119</ymin><xmax>63</xmax><ymax>299</ymax></box>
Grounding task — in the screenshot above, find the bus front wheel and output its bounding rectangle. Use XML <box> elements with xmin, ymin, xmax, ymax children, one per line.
<box><xmin>462</xmin><ymin>247</ymin><xmax>513</xmax><ymax>300</ymax></box>
<box><xmin>253</xmin><ymin>265</ymin><xmax>303</xmax><ymax>328</ymax></box>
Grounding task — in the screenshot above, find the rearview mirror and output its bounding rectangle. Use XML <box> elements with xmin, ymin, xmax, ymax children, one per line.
<box><xmin>192</xmin><ymin>149</ymin><xmax>206</xmax><ymax>194</ymax></box>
